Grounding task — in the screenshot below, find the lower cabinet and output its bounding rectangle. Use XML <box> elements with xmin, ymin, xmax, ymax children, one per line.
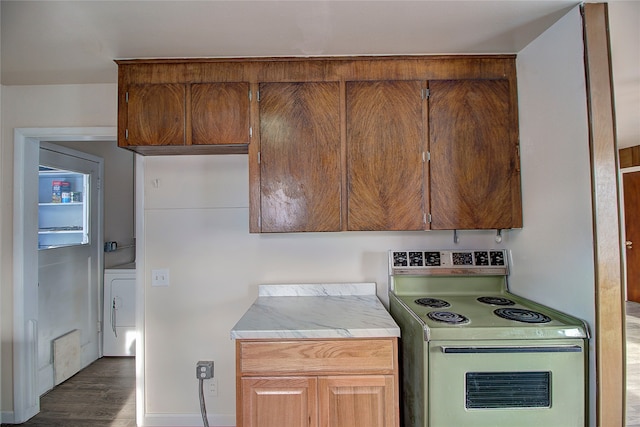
<box><xmin>236</xmin><ymin>339</ymin><xmax>399</xmax><ymax>427</ymax></box>
<box><xmin>241</xmin><ymin>376</ymin><xmax>316</xmax><ymax>427</ymax></box>
<box><xmin>319</xmin><ymin>375</ymin><xmax>396</xmax><ymax>427</ymax></box>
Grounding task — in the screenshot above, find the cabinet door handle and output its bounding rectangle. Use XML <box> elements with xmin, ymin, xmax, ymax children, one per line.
<box><xmin>441</xmin><ymin>345</ymin><xmax>582</xmax><ymax>354</ymax></box>
<box><xmin>627</xmin><ymin>240</ymin><xmax>633</xmax><ymax>249</ymax></box>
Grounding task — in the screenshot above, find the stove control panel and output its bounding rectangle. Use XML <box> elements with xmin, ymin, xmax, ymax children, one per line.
<box><xmin>391</xmin><ymin>250</ymin><xmax>507</xmax><ymax>273</ymax></box>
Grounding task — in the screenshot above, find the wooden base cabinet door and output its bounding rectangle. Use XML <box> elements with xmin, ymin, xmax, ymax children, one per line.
<box><xmin>318</xmin><ymin>376</ymin><xmax>398</xmax><ymax>427</ymax></box>
<box><xmin>241</xmin><ymin>377</ymin><xmax>318</xmax><ymax>427</ymax></box>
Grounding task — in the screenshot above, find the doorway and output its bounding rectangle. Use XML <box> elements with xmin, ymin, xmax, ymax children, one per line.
<box><xmin>623</xmin><ymin>169</ymin><xmax>640</xmax><ymax>302</ymax></box>
<box><xmin>621</xmin><ymin>165</ymin><xmax>640</xmax><ymax>426</ymax></box>
<box><xmin>37</xmin><ymin>143</ymin><xmax>103</xmax><ymax>394</ymax></box>
<box><xmin>12</xmin><ymin>127</ymin><xmax>115</xmax><ymax>423</ymax></box>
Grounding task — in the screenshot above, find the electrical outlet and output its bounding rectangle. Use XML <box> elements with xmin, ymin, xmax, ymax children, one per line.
<box><xmin>151</xmin><ymin>269</ymin><xmax>169</xmax><ymax>287</ymax></box>
<box><xmin>196</xmin><ymin>360</ymin><xmax>214</xmax><ymax>379</ymax></box>
<box><xmin>209</xmin><ymin>378</ymin><xmax>218</xmax><ymax>396</ymax></box>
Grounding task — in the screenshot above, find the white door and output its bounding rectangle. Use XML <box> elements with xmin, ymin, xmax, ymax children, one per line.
<box><xmin>37</xmin><ymin>143</ymin><xmax>103</xmax><ymax>394</ymax></box>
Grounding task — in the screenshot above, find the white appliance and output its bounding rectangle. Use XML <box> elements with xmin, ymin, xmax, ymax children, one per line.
<box><xmin>103</xmin><ymin>263</ymin><xmax>136</xmax><ymax>356</ymax></box>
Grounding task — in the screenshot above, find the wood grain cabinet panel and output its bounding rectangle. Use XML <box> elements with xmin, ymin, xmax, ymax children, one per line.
<box><xmin>318</xmin><ymin>376</ymin><xmax>396</xmax><ymax>427</ymax></box>
<box><xmin>258</xmin><ymin>82</ymin><xmax>342</xmax><ymax>232</ymax></box>
<box><xmin>118</xmin><ymin>74</ymin><xmax>251</xmax><ymax>155</ymax></box>
<box><xmin>191</xmin><ymin>82</ymin><xmax>250</xmax><ymax>145</ymax></box>
<box><xmin>238</xmin><ymin>339</ymin><xmax>395</xmax><ymax>375</ymax></box>
<box><xmin>242</xmin><ymin>377</ymin><xmax>317</xmax><ymax>427</ymax></box>
<box><xmin>429</xmin><ymin>79</ymin><xmax>521</xmax><ymax>229</ymax></box>
<box><xmin>346</xmin><ymin>81</ymin><xmax>427</xmax><ymax>231</ymax></box>
<box><xmin>125</xmin><ymin>83</ymin><xmax>186</xmax><ymax>147</ymax></box>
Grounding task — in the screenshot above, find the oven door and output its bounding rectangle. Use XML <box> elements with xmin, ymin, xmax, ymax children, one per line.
<box><xmin>428</xmin><ymin>339</ymin><xmax>586</xmax><ymax>427</ymax></box>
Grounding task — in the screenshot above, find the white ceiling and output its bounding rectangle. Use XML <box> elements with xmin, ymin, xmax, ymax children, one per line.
<box><xmin>1</xmin><ymin>0</ymin><xmax>638</xmax><ymax>148</ymax></box>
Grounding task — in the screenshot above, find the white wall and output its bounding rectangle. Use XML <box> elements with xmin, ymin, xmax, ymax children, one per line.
<box><xmin>141</xmin><ymin>154</ymin><xmax>505</xmax><ymax>425</ymax></box>
<box><xmin>512</xmin><ymin>6</ymin><xmax>596</xmax><ymax>425</ymax></box>
<box><xmin>0</xmin><ymin>83</ymin><xmax>117</xmax><ymax>414</ymax></box>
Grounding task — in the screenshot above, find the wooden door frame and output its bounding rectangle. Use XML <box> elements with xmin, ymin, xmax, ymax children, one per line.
<box><xmin>583</xmin><ymin>3</ymin><xmax>626</xmax><ymax>427</ymax></box>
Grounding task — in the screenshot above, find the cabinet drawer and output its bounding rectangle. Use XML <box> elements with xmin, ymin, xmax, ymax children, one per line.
<box><xmin>238</xmin><ymin>339</ymin><xmax>396</xmax><ymax>375</ymax></box>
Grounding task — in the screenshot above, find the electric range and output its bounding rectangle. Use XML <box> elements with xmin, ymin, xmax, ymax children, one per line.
<box><xmin>388</xmin><ymin>249</ymin><xmax>589</xmax><ymax>427</ymax></box>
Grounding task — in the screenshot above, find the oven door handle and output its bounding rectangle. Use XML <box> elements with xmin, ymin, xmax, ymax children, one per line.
<box><xmin>440</xmin><ymin>345</ymin><xmax>582</xmax><ymax>354</ymax></box>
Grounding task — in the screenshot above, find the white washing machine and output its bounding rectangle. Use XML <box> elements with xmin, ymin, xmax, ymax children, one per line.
<box><xmin>103</xmin><ymin>263</ymin><xmax>136</xmax><ymax>356</ymax></box>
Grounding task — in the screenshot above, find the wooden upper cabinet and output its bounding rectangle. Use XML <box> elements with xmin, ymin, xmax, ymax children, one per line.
<box><xmin>118</xmin><ymin>57</ymin><xmax>522</xmax><ymax>230</ymax></box>
<box><xmin>117</xmin><ymin>60</ymin><xmax>251</xmax><ymax>155</ymax></box>
<box><xmin>429</xmin><ymin>79</ymin><xmax>522</xmax><ymax>229</ymax></box>
<box><xmin>346</xmin><ymin>81</ymin><xmax>427</xmax><ymax>231</ymax></box>
<box><xmin>191</xmin><ymin>82</ymin><xmax>250</xmax><ymax>145</ymax></box>
<box><xmin>126</xmin><ymin>83</ymin><xmax>186</xmax><ymax>147</ymax></box>
<box><xmin>258</xmin><ymin>82</ymin><xmax>342</xmax><ymax>232</ymax></box>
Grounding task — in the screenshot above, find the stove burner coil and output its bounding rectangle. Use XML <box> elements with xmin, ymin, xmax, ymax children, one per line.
<box><xmin>494</xmin><ymin>308</ymin><xmax>552</xmax><ymax>324</ymax></box>
<box><xmin>477</xmin><ymin>296</ymin><xmax>516</xmax><ymax>306</ymax></box>
<box><xmin>427</xmin><ymin>311</ymin><xmax>469</xmax><ymax>325</ymax></box>
<box><xmin>415</xmin><ymin>298</ymin><xmax>450</xmax><ymax>308</ymax></box>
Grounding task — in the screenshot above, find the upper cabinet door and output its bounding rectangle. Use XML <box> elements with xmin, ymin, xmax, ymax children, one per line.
<box><xmin>346</xmin><ymin>81</ymin><xmax>427</xmax><ymax>231</ymax></box>
<box><xmin>259</xmin><ymin>82</ymin><xmax>342</xmax><ymax>232</ymax></box>
<box><xmin>126</xmin><ymin>83</ymin><xmax>185</xmax><ymax>146</ymax></box>
<box><xmin>191</xmin><ymin>82</ymin><xmax>250</xmax><ymax>145</ymax></box>
<box><xmin>429</xmin><ymin>79</ymin><xmax>521</xmax><ymax>229</ymax></box>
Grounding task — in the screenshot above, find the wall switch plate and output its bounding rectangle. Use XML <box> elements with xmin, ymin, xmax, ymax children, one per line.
<box><xmin>151</xmin><ymin>269</ymin><xmax>169</xmax><ymax>286</ymax></box>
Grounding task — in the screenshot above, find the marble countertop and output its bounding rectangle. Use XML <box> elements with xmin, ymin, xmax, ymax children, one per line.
<box><xmin>230</xmin><ymin>283</ymin><xmax>400</xmax><ymax>340</ymax></box>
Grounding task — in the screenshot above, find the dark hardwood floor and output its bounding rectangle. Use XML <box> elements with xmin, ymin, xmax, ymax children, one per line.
<box><xmin>3</xmin><ymin>357</ymin><xmax>135</xmax><ymax>427</ymax></box>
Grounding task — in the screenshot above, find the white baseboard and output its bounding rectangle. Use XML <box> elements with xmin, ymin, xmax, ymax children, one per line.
<box><xmin>142</xmin><ymin>412</ymin><xmax>235</xmax><ymax>426</ymax></box>
<box><xmin>1</xmin><ymin>410</ymin><xmax>15</xmax><ymax>424</ymax></box>
<box><xmin>38</xmin><ymin>363</ymin><xmax>54</xmax><ymax>396</ymax></box>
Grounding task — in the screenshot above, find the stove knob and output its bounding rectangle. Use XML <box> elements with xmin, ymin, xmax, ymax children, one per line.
<box><xmin>490</xmin><ymin>251</ymin><xmax>505</xmax><ymax>266</ymax></box>
<box><xmin>474</xmin><ymin>251</ymin><xmax>489</xmax><ymax>266</ymax></box>
<box><xmin>393</xmin><ymin>252</ymin><xmax>408</xmax><ymax>266</ymax></box>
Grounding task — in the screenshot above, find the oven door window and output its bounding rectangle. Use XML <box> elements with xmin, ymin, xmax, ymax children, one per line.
<box><xmin>465</xmin><ymin>371</ymin><xmax>550</xmax><ymax>409</ymax></box>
